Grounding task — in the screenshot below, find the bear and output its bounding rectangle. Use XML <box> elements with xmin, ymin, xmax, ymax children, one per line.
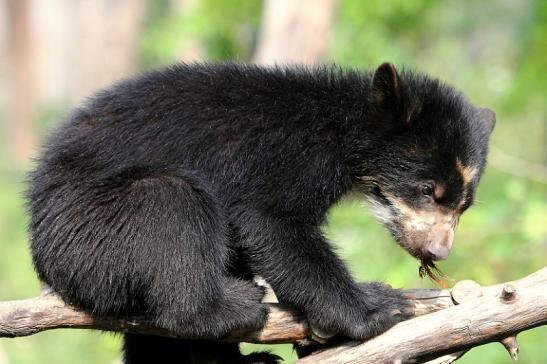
<box><xmin>27</xmin><ymin>62</ymin><xmax>495</xmax><ymax>363</ymax></box>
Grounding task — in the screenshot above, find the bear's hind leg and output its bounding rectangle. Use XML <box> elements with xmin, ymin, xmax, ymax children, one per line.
<box><xmin>119</xmin><ymin>169</ymin><xmax>268</xmax><ymax>338</ymax></box>
<box><xmin>30</xmin><ymin>166</ymin><xmax>267</xmax><ymax>341</ymax></box>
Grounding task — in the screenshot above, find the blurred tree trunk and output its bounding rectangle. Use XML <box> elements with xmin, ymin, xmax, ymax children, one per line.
<box><xmin>254</xmin><ymin>0</ymin><xmax>337</xmax><ymax>65</ymax></box>
<box><xmin>6</xmin><ymin>0</ymin><xmax>35</xmax><ymax>165</ymax></box>
<box><xmin>28</xmin><ymin>0</ymin><xmax>145</xmax><ymax>104</ymax></box>
<box><xmin>67</xmin><ymin>0</ymin><xmax>146</xmax><ymax>102</ymax></box>
<box><xmin>3</xmin><ymin>0</ymin><xmax>145</xmax><ymax>166</ymax></box>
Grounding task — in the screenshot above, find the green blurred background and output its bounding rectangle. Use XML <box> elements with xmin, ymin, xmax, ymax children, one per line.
<box><xmin>0</xmin><ymin>0</ymin><xmax>545</xmax><ymax>363</ymax></box>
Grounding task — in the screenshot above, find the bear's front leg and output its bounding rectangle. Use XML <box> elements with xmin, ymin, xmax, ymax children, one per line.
<box><xmin>237</xmin><ymin>212</ymin><xmax>414</xmax><ymax>340</ymax></box>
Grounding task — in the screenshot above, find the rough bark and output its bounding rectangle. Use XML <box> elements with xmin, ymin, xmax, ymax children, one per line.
<box><xmin>0</xmin><ymin>287</ymin><xmax>447</xmax><ymax>344</ymax></box>
<box><xmin>298</xmin><ymin>268</ymin><xmax>547</xmax><ymax>363</ymax></box>
<box><xmin>0</xmin><ymin>267</ymin><xmax>545</xmax><ymax>363</ymax></box>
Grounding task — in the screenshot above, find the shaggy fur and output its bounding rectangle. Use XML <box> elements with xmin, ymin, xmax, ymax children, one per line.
<box><xmin>27</xmin><ymin>62</ymin><xmax>494</xmax><ymax>363</ymax></box>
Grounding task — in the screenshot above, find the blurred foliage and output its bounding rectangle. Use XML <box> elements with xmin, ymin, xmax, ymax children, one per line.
<box><xmin>140</xmin><ymin>0</ymin><xmax>261</xmax><ymax>67</ymax></box>
<box><xmin>0</xmin><ymin>0</ymin><xmax>546</xmax><ymax>363</ymax></box>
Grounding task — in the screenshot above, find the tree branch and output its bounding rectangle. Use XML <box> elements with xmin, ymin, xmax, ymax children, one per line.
<box><xmin>1</xmin><ymin>267</ymin><xmax>545</xmax><ymax>363</ymax></box>
<box><xmin>0</xmin><ymin>288</ymin><xmax>447</xmax><ymax>344</ymax></box>
<box><xmin>298</xmin><ymin>267</ymin><xmax>547</xmax><ymax>363</ymax></box>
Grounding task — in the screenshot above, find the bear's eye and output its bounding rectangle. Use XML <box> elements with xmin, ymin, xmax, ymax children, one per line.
<box><xmin>421</xmin><ymin>183</ymin><xmax>434</xmax><ymax>196</ymax></box>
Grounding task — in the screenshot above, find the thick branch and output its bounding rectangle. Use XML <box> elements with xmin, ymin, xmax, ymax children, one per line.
<box><xmin>0</xmin><ymin>288</ymin><xmax>448</xmax><ymax>343</ymax></box>
<box><xmin>1</xmin><ymin>267</ymin><xmax>545</xmax><ymax>363</ymax></box>
<box><xmin>298</xmin><ymin>267</ymin><xmax>547</xmax><ymax>363</ymax></box>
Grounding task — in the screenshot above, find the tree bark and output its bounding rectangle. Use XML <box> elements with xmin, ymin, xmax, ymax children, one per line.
<box><xmin>298</xmin><ymin>268</ymin><xmax>547</xmax><ymax>363</ymax></box>
<box><xmin>0</xmin><ymin>287</ymin><xmax>449</xmax><ymax>344</ymax></box>
<box><xmin>1</xmin><ymin>267</ymin><xmax>545</xmax><ymax>362</ymax></box>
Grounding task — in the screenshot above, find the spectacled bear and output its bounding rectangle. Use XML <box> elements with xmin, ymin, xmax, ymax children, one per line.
<box><xmin>27</xmin><ymin>62</ymin><xmax>495</xmax><ymax>363</ymax></box>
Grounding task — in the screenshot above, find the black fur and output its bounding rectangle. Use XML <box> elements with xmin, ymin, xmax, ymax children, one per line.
<box><xmin>27</xmin><ymin>62</ymin><xmax>493</xmax><ymax>363</ymax></box>
<box><xmin>123</xmin><ymin>335</ymin><xmax>281</xmax><ymax>364</ymax></box>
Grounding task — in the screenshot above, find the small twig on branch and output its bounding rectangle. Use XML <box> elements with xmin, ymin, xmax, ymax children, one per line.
<box><xmin>1</xmin><ymin>267</ymin><xmax>546</xmax><ymax>363</ymax></box>
<box><xmin>298</xmin><ymin>267</ymin><xmax>547</xmax><ymax>363</ymax></box>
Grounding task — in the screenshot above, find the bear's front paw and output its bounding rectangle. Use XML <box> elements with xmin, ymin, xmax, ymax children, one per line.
<box><xmin>358</xmin><ymin>282</ymin><xmax>414</xmax><ymax>315</ymax></box>
<box><xmin>308</xmin><ymin>282</ymin><xmax>414</xmax><ymax>341</ymax></box>
<box><xmin>351</xmin><ymin>282</ymin><xmax>414</xmax><ymax>339</ymax></box>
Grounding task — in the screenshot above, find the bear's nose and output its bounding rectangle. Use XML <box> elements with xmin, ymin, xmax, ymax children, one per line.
<box><xmin>426</xmin><ymin>243</ymin><xmax>450</xmax><ymax>261</ymax></box>
<box><xmin>424</xmin><ymin>225</ymin><xmax>454</xmax><ymax>261</ymax></box>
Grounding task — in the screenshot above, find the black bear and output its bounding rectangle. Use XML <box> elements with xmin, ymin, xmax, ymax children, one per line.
<box><xmin>27</xmin><ymin>62</ymin><xmax>495</xmax><ymax>363</ymax></box>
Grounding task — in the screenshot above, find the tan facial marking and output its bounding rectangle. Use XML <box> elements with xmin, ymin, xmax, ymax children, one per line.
<box><xmin>434</xmin><ymin>184</ymin><xmax>446</xmax><ymax>200</ymax></box>
<box><xmin>378</xmin><ymin>192</ymin><xmax>458</xmax><ymax>260</ymax></box>
<box><xmin>388</xmin><ymin>196</ymin><xmax>455</xmax><ymax>231</ymax></box>
<box><xmin>456</xmin><ymin>159</ymin><xmax>479</xmax><ymax>210</ymax></box>
<box><xmin>456</xmin><ymin>159</ymin><xmax>479</xmax><ymax>186</ymax></box>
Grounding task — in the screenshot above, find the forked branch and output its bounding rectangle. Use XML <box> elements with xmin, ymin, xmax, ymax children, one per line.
<box><xmin>1</xmin><ymin>267</ymin><xmax>546</xmax><ymax>363</ymax></box>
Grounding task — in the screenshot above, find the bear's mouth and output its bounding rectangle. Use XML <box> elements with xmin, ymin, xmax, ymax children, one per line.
<box><xmin>362</xmin><ymin>182</ymin><xmax>450</xmax><ymax>287</ymax></box>
<box><xmin>419</xmin><ymin>259</ymin><xmax>447</xmax><ymax>287</ymax></box>
<box><xmin>385</xmin><ymin>223</ymin><xmax>449</xmax><ymax>286</ymax></box>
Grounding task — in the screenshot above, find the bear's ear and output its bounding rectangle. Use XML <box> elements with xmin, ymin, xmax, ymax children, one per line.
<box><xmin>371</xmin><ymin>63</ymin><xmax>414</xmax><ymax>124</ymax></box>
<box><xmin>478</xmin><ymin>107</ymin><xmax>496</xmax><ymax>134</ymax></box>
